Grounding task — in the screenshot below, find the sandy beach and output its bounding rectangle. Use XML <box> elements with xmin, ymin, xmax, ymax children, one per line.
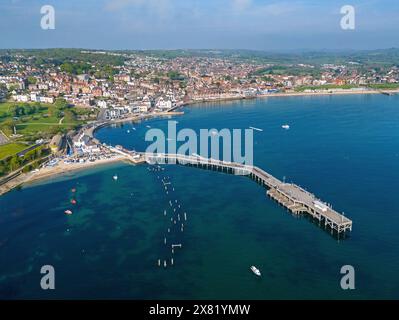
<box><xmin>27</xmin><ymin>155</ymin><xmax>129</xmax><ymax>185</ymax></box>
<box><xmin>259</xmin><ymin>89</ymin><xmax>399</xmax><ymax>98</ymax></box>
<box><xmin>185</xmin><ymin>89</ymin><xmax>399</xmax><ymax>106</ymax></box>
<box><xmin>0</xmin><ymin>155</ymin><xmax>129</xmax><ymax>196</ymax></box>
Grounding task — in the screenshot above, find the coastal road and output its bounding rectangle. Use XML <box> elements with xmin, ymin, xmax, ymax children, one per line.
<box><xmin>0</xmin><ymin>130</ymin><xmax>8</xmax><ymax>145</ymax></box>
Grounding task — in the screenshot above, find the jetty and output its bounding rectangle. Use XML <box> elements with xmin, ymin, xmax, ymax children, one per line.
<box><xmin>136</xmin><ymin>152</ymin><xmax>353</xmax><ymax>235</ymax></box>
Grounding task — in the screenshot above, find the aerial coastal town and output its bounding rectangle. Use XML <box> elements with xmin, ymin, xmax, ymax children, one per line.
<box><xmin>1</xmin><ymin>48</ymin><xmax>399</xmax><ymax>195</ymax></box>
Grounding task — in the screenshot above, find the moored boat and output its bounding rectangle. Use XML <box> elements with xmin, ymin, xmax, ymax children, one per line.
<box><xmin>250</xmin><ymin>266</ymin><xmax>261</xmax><ymax>277</ymax></box>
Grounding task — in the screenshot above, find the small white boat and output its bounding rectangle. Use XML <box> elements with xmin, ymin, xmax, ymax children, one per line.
<box><xmin>113</xmin><ymin>175</ymin><xmax>118</xmax><ymax>181</ymax></box>
<box><xmin>64</xmin><ymin>210</ymin><xmax>73</xmax><ymax>215</ymax></box>
<box><xmin>146</xmin><ymin>125</ymin><xmax>151</xmax><ymax>129</ymax></box>
<box><xmin>250</xmin><ymin>266</ymin><xmax>261</xmax><ymax>277</ymax></box>
<box><xmin>127</xmin><ymin>130</ymin><xmax>130</xmax><ymax>133</ymax></box>
<box><xmin>282</xmin><ymin>124</ymin><xmax>290</xmax><ymax>130</ymax></box>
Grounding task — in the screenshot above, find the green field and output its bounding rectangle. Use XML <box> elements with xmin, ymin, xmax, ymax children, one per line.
<box><xmin>0</xmin><ymin>101</ymin><xmax>16</xmax><ymax>113</ymax></box>
<box><xmin>0</xmin><ymin>143</ymin><xmax>27</xmax><ymax>160</ymax></box>
<box><xmin>0</xmin><ymin>100</ymin><xmax>95</xmax><ymax>138</ymax></box>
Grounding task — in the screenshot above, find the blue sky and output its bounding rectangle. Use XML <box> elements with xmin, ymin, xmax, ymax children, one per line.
<box><xmin>1</xmin><ymin>0</ymin><xmax>399</xmax><ymax>50</ymax></box>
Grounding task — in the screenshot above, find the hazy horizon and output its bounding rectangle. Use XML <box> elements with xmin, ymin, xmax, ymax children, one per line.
<box><xmin>2</xmin><ymin>47</ymin><xmax>399</xmax><ymax>54</ymax></box>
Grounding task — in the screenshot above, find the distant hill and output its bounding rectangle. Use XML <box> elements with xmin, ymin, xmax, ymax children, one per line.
<box><xmin>1</xmin><ymin>48</ymin><xmax>399</xmax><ymax>67</ymax></box>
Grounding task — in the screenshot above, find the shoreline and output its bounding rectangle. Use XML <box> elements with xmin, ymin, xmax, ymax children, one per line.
<box><xmin>184</xmin><ymin>88</ymin><xmax>399</xmax><ymax>106</ymax></box>
<box><xmin>1</xmin><ymin>89</ymin><xmax>398</xmax><ymax>196</ymax></box>
<box><xmin>0</xmin><ymin>155</ymin><xmax>128</xmax><ymax>196</ymax></box>
<box><xmin>26</xmin><ymin>155</ymin><xmax>128</xmax><ymax>186</ymax></box>
<box><xmin>111</xmin><ymin>110</ymin><xmax>184</xmax><ymax>125</ymax></box>
<box><xmin>88</xmin><ymin>110</ymin><xmax>184</xmax><ymax>138</ymax></box>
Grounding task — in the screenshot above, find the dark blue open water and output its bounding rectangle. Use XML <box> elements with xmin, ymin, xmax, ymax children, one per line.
<box><xmin>1</xmin><ymin>94</ymin><xmax>399</xmax><ymax>299</ymax></box>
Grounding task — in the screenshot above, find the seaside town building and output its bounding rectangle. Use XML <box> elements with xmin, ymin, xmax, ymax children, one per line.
<box><xmin>1</xmin><ymin>50</ymin><xmax>398</xmax><ymax>125</ymax></box>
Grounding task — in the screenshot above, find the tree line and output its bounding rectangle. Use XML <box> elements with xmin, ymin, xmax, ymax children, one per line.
<box><xmin>0</xmin><ymin>144</ymin><xmax>50</xmax><ymax>177</ymax></box>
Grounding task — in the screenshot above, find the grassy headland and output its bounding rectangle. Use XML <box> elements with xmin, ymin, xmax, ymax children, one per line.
<box><xmin>0</xmin><ymin>99</ymin><xmax>96</xmax><ymax>177</ymax></box>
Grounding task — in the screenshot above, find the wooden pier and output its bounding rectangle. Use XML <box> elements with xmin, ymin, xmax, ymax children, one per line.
<box><xmin>140</xmin><ymin>152</ymin><xmax>352</xmax><ymax>235</ymax></box>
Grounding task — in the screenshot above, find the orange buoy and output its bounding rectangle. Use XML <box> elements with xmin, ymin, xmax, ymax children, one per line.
<box><xmin>71</xmin><ymin>188</ymin><xmax>76</xmax><ymax>193</ymax></box>
<box><xmin>71</xmin><ymin>199</ymin><xmax>77</xmax><ymax>205</ymax></box>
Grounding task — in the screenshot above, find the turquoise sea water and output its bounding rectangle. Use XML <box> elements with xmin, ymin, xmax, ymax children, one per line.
<box><xmin>1</xmin><ymin>94</ymin><xmax>399</xmax><ymax>299</ymax></box>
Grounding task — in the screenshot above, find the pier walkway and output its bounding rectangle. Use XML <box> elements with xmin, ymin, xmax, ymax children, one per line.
<box><xmin>130</xmin><ymin>152</ymin><xmax>353</xmax><ymax>234</ymax></box>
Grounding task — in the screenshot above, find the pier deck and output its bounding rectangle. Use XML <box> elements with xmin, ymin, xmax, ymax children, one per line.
<box><xmin>124</xmin><ymin>151</ymin><xmax>352</xmax><ymax>234</ymax></box>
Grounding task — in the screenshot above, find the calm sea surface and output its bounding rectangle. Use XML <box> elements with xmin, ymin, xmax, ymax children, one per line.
<box><xmin>1</xmin><ymin>94</ymin><xmax>399</xmax><ymax>299</ymax></box>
